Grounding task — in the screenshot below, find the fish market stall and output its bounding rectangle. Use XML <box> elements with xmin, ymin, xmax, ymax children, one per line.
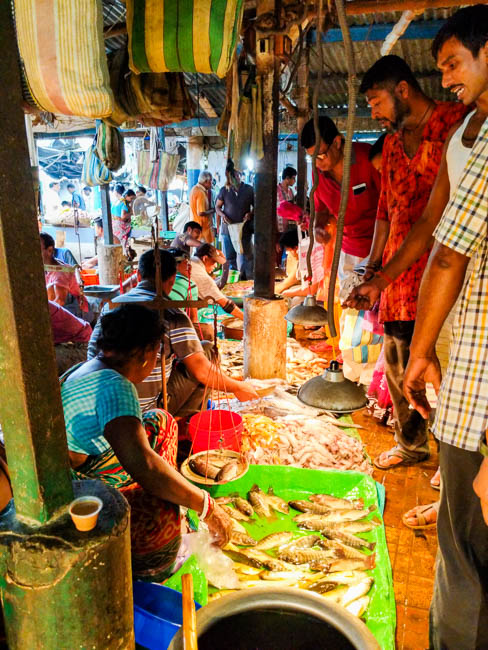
<box><xmin>163</xmin><ymin>466</ymin><xmax>395</xmax><ymax>650</ymax></box>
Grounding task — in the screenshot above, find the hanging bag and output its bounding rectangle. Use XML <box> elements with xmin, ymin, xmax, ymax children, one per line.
<box><xmin>137</xmin><ymin>150</ymin><xmax>179</xmax><ymax>192</ymax></box>
<box><xmin>14</xmin><ymin>0</ymin><xmax>113</xmax><ymax>117</ymax></box>
<box><xmin>126</xmin><ymin>0</ymin><xmax>244</xmax><ymax>77</ymax></box>
<box><xmin>96</xmin><ymin>122</ymin><xmax>126</xmax><ymax>172</ymax></box>
<box><xmin>82</xmin><ymin>139</ymin><xmax>113</xmax><ymax>187</ymax></box>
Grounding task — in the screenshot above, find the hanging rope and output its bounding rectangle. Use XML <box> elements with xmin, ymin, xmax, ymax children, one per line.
<box><xmin>326</xmin><ymin>0</ymin><xmax>357</xmax><ymax>338</ymax></box>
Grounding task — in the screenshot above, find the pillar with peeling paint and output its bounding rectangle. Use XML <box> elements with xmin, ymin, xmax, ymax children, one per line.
<box><xmin>0</xmin><ymin>5</ymin><xmax>134</xmax><ymax>648</ymax></box>
<box><xmin>187</xmin><ymin>136</ymin><xmax>205</xmax><ymax>190</ymax></box>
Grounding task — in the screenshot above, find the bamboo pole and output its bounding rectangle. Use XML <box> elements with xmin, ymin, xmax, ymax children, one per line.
<box><xmin>182</xmin><ymin>574</ymin><xmax>198</xmax><ymax>650</ymax></box>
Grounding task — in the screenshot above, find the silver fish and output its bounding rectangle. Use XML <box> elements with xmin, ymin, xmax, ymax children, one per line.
<box><xmin>320</xmin><ymin>525</ymin><xmax>376</xmax><ymax>551</ymax></box>
<box><xmin>255</xmin><ymin>531</ymin><xmax>293</xmax><ymax>550</ymax></box>
<box><xmin>216</xmin><ymin>460</ymin><xmax>239</xmax><ymax>482</ymax></box>
<box><xmin>280</xmin><ymin>534</ymin><xmax>321</xmax><ymax>552</ymax></box>
<box><xmin>323</xmin><ymin>556</ymin><xmax>376</xmax><ymax>572</ymax></box>
<box><xmin>230</xmin><ymin>531</ymin><xmax>257</xmax><ymax>546</ymax></box>
<box><xmin>248</xmin><ymin>485</ymin><xmax>273</xmax><ymax>518</ymax></box>
<box><xmin>309</xmin><ymin>494</ymin><xmax>364</xmax><ymax>510</ymax></box>
<box><xmin>265</xmin><ymin>488</ymin><xmax>290</xmax><ymax>514</ymax></box>
<box><xmin>189</xmin><ymin>457</ymin><xmax>220</xmax><ymax>479</ymax></box>
<box><xmin>278</xmin><ymin>548</ymin><xmax>341</xmax><ymax>565</ymax></box>
<box><xmin>234</xmin><ymin>497</ymin><xmax>254</xmax><ymax>517</ymax></box>
<box><xmin>220</xmin><ymin>504</ymin><xmax>249</xmax><ymax>523</ymax></box>
<box><xmin>289</xmin><ymin>500</ymin><xmax>331</xmax><ymax>515</ymax></box>
<box><xmin>318</xmin><ymin>505</ymin><xmax>376</xmax><ymax>524</ymax></box>
<box><xmin>345</xmin><ymin>595</ymin><xmax>370</xmax><ymax>618</ymax></box>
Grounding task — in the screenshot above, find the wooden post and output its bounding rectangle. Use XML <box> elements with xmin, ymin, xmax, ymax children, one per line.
<box><xmin>244</xmin><ymin>297</ymin><xmax>288</xmax><ymax>379</ymax></box>
<box><xmin>0</xmin><ymin>8</ymin><xmax>134</xmax><ymax>648</ymax></box>
<box><xmin>98</xmin><ymin>244</ymin><xmax>124</xmax><ymax>285</ymax></box>
<box><xmin>295</xmin><ymin>45</ymin><xmax>310</xmax><ymax>212</ymax></box>
<box><xmin>158</xmin><ymin>127</ymin><xmax>170</xmax><ymax>230</ymax></box>
<box><xmin>100</xmin><ymin>184</ymin><xmax>114</xmax><ymax>245</ymax></box>
<box><xmin>253</xmin><ymin>0</ymin><xmax>280</xmax><ymax>298</ymax></box>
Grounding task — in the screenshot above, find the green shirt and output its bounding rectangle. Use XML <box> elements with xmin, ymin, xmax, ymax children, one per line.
<box><xmin>169</xmin><ymin>272</ymin><xmax>198</xmax><ymax>303</ymax></box>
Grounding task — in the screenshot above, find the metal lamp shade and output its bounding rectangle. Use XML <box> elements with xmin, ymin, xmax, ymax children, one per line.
<box><xmin>285</xmin><ymin>295</ymin><xmax>328</xmax><ymax>326</ymax></box>
<box><xmin>298</xmin><ymin>361</ymin><xmax>368</xmax><ymax>413</ymax></box>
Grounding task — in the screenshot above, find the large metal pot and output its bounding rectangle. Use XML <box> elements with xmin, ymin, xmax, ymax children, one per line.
<box><xmin>169</xmin><ymin>587</ymin><xmax>380</xmax><ymax>650</ymax></box>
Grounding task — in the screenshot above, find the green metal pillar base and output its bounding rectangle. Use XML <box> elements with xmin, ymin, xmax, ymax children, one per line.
<box><xmin>0</xmin><ymin>481</ymin><xmax>134</xmax><ymax>650</ymax></box>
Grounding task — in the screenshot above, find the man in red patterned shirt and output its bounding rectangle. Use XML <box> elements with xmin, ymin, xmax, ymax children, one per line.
<box><xmin>355</xmin><ymin>56</ymin><xmax>467</xmax><ymax>470</ymax></box>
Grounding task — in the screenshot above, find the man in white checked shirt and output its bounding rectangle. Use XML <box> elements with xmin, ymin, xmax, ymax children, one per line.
<box><xmin>403</xmin><ymin>8</ymin><xmax>488</xmax><ymax>649</ymax></box>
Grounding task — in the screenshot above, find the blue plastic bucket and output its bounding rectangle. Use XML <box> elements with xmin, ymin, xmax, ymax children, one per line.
<box><xmin>133</xmin><ymin>582</ymin><xmax>201</xmax><ymax>650</ymax></box>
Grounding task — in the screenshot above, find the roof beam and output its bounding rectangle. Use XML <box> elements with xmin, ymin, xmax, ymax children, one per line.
<box><xmin>345</xmin><ymin>0</ymin><xmax>481</xmax><ymax>14</ymax></box>
<box><xmin>309</xmin><ymin>19</ymin><xmax>445</xmax><ymax>43</ymax></box>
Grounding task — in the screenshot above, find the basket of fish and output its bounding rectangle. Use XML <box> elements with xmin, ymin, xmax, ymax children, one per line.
<box><xmin>181</xmin><ymin>450</ymin><xmax>249</xmax><ymax>486</ymax></box>
<box><xmin>204</xmin><ymin>465</ymin><xmax>395</xmax><ymax>650</ymax></box>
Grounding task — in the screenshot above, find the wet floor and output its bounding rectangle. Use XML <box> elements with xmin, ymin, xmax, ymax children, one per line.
<box><xmin>352</xmin><ymin>408</ymin><xmax>438</xmax><ymax>650</ymax></box>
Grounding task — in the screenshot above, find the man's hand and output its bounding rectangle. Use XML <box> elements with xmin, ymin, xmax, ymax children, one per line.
<box><xmin>223</xmin><ymin>215</ymin><xmax>231</xmax><ymax>225</ymax></box>
<box><xmin>205</xmin><ymin>504</ymin><xmax>233</xmax><ymax>546</ymax></box>
<box><xmin>243</xmin><ymin>212</ymin><xmax>252</xmax><ymax>223</ymax></box>
<box><xmin>473</xmin><ymin>456</ymin><xmax>488</xmax><ymax>526</ymax></box>
<box><xmin>233</xmin><ymin>381</ymin><xmax>260</xmax><ymax>402</ymax></box>
<box><xmin>343</xmin><ymin>278</ymin><xmax>382</xmax><ymax>310</ymax></box>
<box><xmin>403</xmin><ymin>353</ymin><xmax>442</xmax><ymax>419</ymax></box>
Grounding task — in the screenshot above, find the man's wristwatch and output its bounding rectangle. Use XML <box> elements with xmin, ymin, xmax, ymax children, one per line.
<box><xmin>479</xmin><ymin>438</ymin><xmax>488</xmax><ymax>458</ymax></box>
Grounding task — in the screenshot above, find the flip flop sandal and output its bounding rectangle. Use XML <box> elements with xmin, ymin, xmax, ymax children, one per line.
<box><xmin>373</xmin><ymin>446</ymin><xmax>429</xmax><ymax>470</ymax></box>
<box><xmin>402</xmin><ymin>502</ymin><xmax>439</xmax><ymax>530</ymax></box>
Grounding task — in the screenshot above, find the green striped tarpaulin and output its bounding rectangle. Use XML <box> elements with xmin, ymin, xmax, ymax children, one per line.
<box><xmin>126</xmin><ymin>0</ymin><xmax>244</xmax><ymax>77</ymax></box>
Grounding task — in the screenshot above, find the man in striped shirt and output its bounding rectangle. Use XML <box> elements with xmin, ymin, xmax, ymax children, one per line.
<box><xmin>403</xmin><ymin>9</ymin><xmax>488</xmax><ymax>647</ymax></box>
<box><xmin>88</xmin><ymin>249</ymin><xmax>258</xmax><ymax>417</ymax></box>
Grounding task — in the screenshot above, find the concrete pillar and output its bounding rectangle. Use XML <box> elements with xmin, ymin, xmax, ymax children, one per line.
<box><xmin>98</xmin><ymin>243</ymin><xmax>124</xmax><ymax>285</ymax></box>
<box><xmin>0</xmin><ymin>481</ymin><xmax>134</xmax><ymax>650</ymax></box>
<box><xmin>187</xmin><ymin>136</ymin><xmax>204</xmax><ymax>191</ymax></box>
<box><xmin>243</xmin><ymin>296</ymin><xmax>288</xmax><ymax>379</ymax></box>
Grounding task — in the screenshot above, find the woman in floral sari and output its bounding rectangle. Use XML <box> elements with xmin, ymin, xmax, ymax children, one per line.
<box><xmin>61</xmin><ymin>303</ymin><xmax>230</xmax><ymax>581</ymax></box>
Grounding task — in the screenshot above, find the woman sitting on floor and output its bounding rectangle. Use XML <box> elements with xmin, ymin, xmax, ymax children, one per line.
<box><xmin>60</xmin><ymin>303</ymin><xmax>231</xmax><ymax>582</ymax></box>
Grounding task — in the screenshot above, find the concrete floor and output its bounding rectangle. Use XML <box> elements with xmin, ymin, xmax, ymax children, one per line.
<box><xmin>352</xmin><ymin>408</ymin><xmax>438</xmax><ymax>650</ymax></box>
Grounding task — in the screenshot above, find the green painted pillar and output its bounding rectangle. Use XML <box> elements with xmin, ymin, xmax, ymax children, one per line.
<box><xmin>0</xmin><ymin>5</ymin><xmax>134</xmax><ymax>648</ymax></box>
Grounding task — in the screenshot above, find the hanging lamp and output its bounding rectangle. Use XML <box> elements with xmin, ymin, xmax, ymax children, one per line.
<box><xmin>285</xmin><ymin>294</ymin><xmax>328</xmax><ymax>326</ymax></box>
<box><xmin>296</xmin><ymin>0</ymin><xmax>366</xmax><ymax>413</ymax></box>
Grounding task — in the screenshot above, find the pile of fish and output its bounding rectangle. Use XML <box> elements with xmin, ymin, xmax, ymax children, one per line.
<box><xmin>211</xmin><ymin>485</ymin><xmax>380</xmax><ymax>619</ymax></box>
<box><xmin>240</xmin><ymin>412</ymin><xmax>371</xmax><ymax>475</ymax></box>
<box><xmin>217</xmin><ymin>338</ymin><xmax>328</xmax><ymax>388</ymax></box>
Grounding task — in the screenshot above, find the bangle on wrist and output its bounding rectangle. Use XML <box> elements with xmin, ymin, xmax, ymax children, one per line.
<box><xmin>198</xmin><ymin>491</ymin><xmax>215</xmax><ymax>520</ymax></box>
<box><xmin>376</xmin><ymin>269</ymin><xmax>394</xmax><ymax>286</ymax></box>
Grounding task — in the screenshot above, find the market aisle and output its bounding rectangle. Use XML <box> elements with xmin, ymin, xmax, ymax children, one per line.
<box><xmin>352</xmin><ymin>409</ymin><xmax>438</xmax><ymax>650</ymax></box>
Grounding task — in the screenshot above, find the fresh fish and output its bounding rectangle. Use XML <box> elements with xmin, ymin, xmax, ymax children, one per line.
<box><xmin>260</xmin><ymin>570</ymin><xmax>309</xmax><ymax>581</ymax></box>
<box><xmin>248</xmin><ymin>485</ymin><xmax>273</xmax><ymax>518</ymax></box>
<box><xmin>255</xmin><ymin>531</ymin><xmax>293</xmax><ymax>550</ymax></box>
<box><xmin>189</xmin><ymin>457</ymin><xmax>220</xmax><ymax>479</ymax></box>
<box><xmin>289</xmin><ymin>500</ymin><xmax>331</xmax><ymax>515</ymax></box>
<box><xmin>321</xmin><ymin>525</ymin><xmax>376</xmax><ymax>551</ymax></box>
<box><xmin>335</xmin><ymin>521</ymin><xmax>378</xmax><ymax>534</ymax></box>
<box><xmin>294</xmin><ymin>513</ymin><xmax>333</xmax><ymax>525</ymax></box>
<box><xmin>326</xmin><ymin>540</ymin><xmax>373</xmax><ymax>561</ymax></box>
<box><xmin>234</xmin><ymin>497</ymin><xmax>254</xmax><ymax>517</ymax></box>
<box><xmin>216</xmin><ymin>460</ymin><xmax>239</xmax><ymax>482</ymax></box>
<box><xmin>317</xmin><ymin>585</ymin><xmax>348</xmax><ymax>604</ymax></box>
<box><xmin>278</xmin><ymin>548</ymin><xmax>342</xmax><ymax>565</ymax></box>
<box><xmin>265</xmin><ymin>488</ymin><xmax>290</xmax><ymax>514</ymax></box>
<box><xmin>280</xmin><ymin>534</ymin><xmax>321</xmax><ymax>552</ymax></box>
<box><xmin>345</xmin><ymin>596</ymin><xmax>370</xmax><ymax>618</ymax></box>
<box><xmin>232</xmin><ymin>562</ymin><xmax>262</xmax><ymax>576</ymax></box>
<box><xmin>238</xmin><ymin>578</ymin><xmax>298</xmax><ymax>589</ymax></box>
<box><xmin>241</xmin><ymin>548</ymin><xmax>296</xmax><ymax>572</ymax></box>
<box><xmin>215</xmin><ymin>496</ymin><xmax>233</xmax><ymax>505</ymax></box>
<box><xmin>321</xmin><ymin>556</ymin><xmax>376</xmax><ymax>573</ymax></box>
<box><xmin>224</xmin><ymin>549</ymin><xmax>263</xmax><ymax>569</ymax></box>
<box><xmin>309</xmin><ymin>581</ymin><xmax>342</xmax><ymax>594</ymax></box>
<box><xmin>230</xmin><ymin>531</ymin><xmax>257</xmax><ymax>546</ymax></box>
<box><xmin>313</xmin><ymin>571</ymin><xmax>370</xmax><ymax>586</ymax></box>
<box><xmin>309</xmin><ymin>494</ymin><xmax>364</xmax><ymax>510</ymax></box>
<box><xmin>318</xmin><ymin>505</ymin><xmax>376</xmax><ymax>524</ymax></box>
<box><xmin>220</xmin><ymin>504</ymin><xmax>249</xmax><ymax>522</ymax></box>
<box><xmin>339</xmin><ymin>578</ymin><xmax>373</xmax><ymax>607</ymax></box>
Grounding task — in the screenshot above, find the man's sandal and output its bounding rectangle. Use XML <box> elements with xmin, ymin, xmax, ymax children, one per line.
<box><xmin>373</xmin><ymin>446</ymin><xmax>429</xmax><ymax>470</ymax></box>
<box><xmin>402</xmin><ymin>502</ymin><xmax>439</xmax><ymax>530</ymax></box>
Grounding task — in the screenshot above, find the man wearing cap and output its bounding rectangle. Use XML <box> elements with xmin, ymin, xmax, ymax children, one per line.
<box><xmin>300</xmin><ymin>116</ymin><xmax>381</xmax><ymax>293</ymax></box>
<box><xmin>191</xmin><ymin>244</ymin><xmax>244</xmax><ymax>321</ymax></box>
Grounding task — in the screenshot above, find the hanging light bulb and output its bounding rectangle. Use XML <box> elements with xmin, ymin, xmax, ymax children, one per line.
<box><xmin>298</xmin><ymin>360</ymin><xmax>367</xmax><ymax>413</ymax></box>
<box><xmin>285</xmin><ymin>295</ymin><xmax>328</xmax><ymax>326</ymax></box>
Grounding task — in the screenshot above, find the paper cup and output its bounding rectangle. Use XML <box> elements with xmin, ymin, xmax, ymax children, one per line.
<box><xmin>69</xmin><ymin>496</ymin><xmax>103</xmax><ymax>532</ymax></box>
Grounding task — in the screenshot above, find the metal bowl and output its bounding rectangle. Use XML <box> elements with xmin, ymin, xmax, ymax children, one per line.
<box><xmin>221</xmin><ymin>317</ymin><xmax>244</xmax><ymax>341</ymax></box>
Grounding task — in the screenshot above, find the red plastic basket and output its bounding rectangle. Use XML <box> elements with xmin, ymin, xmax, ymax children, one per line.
<box><xmin>188</xmin><ymin>410</ymin><xmax>243</xmax><ymax>454</ymax></box>
<box><xmin>81</xmin><ymin>269</ymin><xmax>99</xmax><ymax>286</ymax></box>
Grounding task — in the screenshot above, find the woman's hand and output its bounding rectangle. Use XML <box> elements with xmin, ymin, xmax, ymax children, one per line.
<box><xmin>205</xmin><ymin>504</ymin><xmax>233</xmax><ymax>546</ymax></box>
<box><xmin>233</xmin><ymin>382</ymin><xmax>260</xmax><ymax>402</ymax></box>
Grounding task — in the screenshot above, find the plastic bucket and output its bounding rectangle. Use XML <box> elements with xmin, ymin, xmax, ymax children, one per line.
<box><xmin>133</xmin><ymin>582</ymin><xmax>201</xmax><ymax>650</ymax></box>
<box><xmin>188</xmin><ymin>410</ymin><xmax>243</xmax><ymax>453</ymax></box>
<box><xmin>227</xmin><ymin>270</ymin><xmax>240</xmax><ymax>283</ymax></box>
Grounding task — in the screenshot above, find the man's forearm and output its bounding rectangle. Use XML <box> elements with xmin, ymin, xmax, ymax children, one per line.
<box><xmin>368</xmin><ymin>219</ymin><xmax>390</xmax><ymax>266</ymax></box>
<box><xmin>410</xmin><ymin>242</ymin><xmax>469</xmax><ymax>357</ymax></box>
